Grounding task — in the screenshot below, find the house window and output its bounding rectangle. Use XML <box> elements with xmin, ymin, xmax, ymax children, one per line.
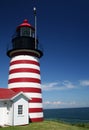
<box><xmin>18</xmin><ymin>105</ymin><xmax>23</xmax><ymax>115</ymax></box>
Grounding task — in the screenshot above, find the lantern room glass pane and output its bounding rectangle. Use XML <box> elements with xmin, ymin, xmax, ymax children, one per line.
<box><xmin>20</xmin><ymin>27</ymin><xmax>30</xmax><ymax>37</ymax></box>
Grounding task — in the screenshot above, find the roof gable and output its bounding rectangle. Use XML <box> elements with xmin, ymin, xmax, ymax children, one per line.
<box><xmin>11</xmin><ymin>92</ymin><xmax>30</xmax><ymax>101</ymax></box>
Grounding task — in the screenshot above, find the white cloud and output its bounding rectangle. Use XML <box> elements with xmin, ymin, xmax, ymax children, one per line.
<box><xmin>42</xmin><ymin>80</ymin><xmax>76</xmax><ymax>91</ymax></box>
<box><xmin>42</xmin><ymin>82</ymin><xmax>60</xmax><ymax>91</ymax></box>
<box><xmin>43</xmin><ymin>100</ymin><xmax>77</xmax><ymax>109</ymax></box>
<box><xmin>62</xmin><ymin>80</ymin><xmax>76</xmax><ymax>89</ymax></box>
<box><xmin>43</xmin><ymin>101</ymin><xmax>64</xmax><ymax>109</ymax></box>
<box><xmin>42</xmin><ymin>80</ymin><xmax>89</xmax><ymax>109</ymax></box>
<box><xmin>43</xmin><ymin>101</ymin><xmax>63</xmax><ymax>105</ymax></box>
<box><xmin>79</xmin><ymin>80</ymin><xmax>89</xmax><ymax>86</ymax></box>
<box><xmin>42</xmin><ymin>79</ymin><xmax>89</xmax><ymax>91</ymax></box>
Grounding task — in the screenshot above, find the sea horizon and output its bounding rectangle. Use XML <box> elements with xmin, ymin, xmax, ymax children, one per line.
<box><xmin>44</xmin><ymin>106</ymin><xmax>89</xmax><ymax>110</ymax></box>
<box><xmin>43</xmin><ymin>107</ymin><xmax>89</xmax><ymax>124</ymax></box>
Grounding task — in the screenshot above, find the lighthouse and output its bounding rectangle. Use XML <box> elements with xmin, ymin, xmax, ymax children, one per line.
<box><xmin>7</xmin><ymin>19</ymin><xmax>43</xmax><ymax>122</ymax></box>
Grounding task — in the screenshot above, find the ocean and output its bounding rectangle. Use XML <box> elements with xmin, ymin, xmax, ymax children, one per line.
<box><xmin>44</xmin><ymin>107</ymin><xmax>89</xmax><ymax>124</ymax></box>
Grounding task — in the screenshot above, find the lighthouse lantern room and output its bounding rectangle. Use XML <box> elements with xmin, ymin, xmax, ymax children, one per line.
<box><xmin>7</xmin><ymin>19</ymin><xmax>43</xmax><ymax>57</ymax></box>
<box><xmin>7</xmin><ymin>19</ymin><xmax>43</xmax><ymax>122</ymax></box>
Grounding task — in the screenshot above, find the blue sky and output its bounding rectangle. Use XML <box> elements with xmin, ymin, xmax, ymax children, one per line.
<box><xmin>0</xmin><ymin>0</ymin><xmax>89</xmax><ymax>109</ymax></box>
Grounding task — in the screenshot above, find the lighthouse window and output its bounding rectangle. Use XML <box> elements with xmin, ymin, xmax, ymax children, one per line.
<box><xmin>20</xmin><ymin>27</ymin><xmax>30</xmax><ymax>37</ymax></box>
<box><xmin>18</xmin><ymin>105</ymin><xmax>23</xmax><ymax>115</ymax></box>
<box><xmin>31</xmin><ymin>30</ymin><xmax>35</xmax><ymax>38</ymax></box>
<box><xmin>30</xmin><ymin>28</ymin><xmax>31</xmax><ymax>37</ymax></box>
<box><xmin>30</xmin><ymin>29</ymin><xmax>35</xmax><ymax>38</ymax></box>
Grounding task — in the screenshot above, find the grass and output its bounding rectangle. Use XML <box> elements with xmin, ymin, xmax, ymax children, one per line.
<box><xmin>0</xmin><ymin>120</ymin><xmax>89</xmax><ymax>130</ymax></box>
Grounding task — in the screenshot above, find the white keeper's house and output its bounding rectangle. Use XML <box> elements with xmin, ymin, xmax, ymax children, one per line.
<box><xmin>0</xmin><ymin>88</ymin><xmax>30</xmax><ymax>126</ymax></box>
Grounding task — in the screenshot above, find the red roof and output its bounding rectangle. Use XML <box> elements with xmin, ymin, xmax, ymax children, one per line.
<box><xmin>17</xmin><ymin>19</ymin><xmax>34</xmax><ymax>30</ymax></box>
<box><xmin>0</xmin><ymin>88</ymin><xmax>19</xmax><ymax>100</ymax></box>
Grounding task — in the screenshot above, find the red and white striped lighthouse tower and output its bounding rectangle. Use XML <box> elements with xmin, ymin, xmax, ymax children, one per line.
<box><xmin>7</xmin><ymin>18</ymin><xmax>43</xmax><ymax>122</ymax></box>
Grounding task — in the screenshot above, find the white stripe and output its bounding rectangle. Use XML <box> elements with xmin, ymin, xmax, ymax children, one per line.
<box><xmin>25</xmin><ymin>93</ymin><xmax>42</xmax><ymax>99</ymax></box>
<box><xmin>9</xmin><ymin>73</ymin><xmax>40</xmax><ymax>80</ymax></box>
<box><xmin>11</xmin><ymin>55</ymin><xmax>39</xmax><ymax>62</ymax></box>
<box><xmin>8</xmin><ymin>82</ymin><xmax>41</xmax><ymax>88</ymax></box>
<box><xmin>29</xmin><ymin>112</ymin><xmax>43</xmax><ymax>118</ymax></box>
<box><xmin>29</xmin><ymin>103</ymin><xmax>43</xmax><ymax>108</ymax></box>
<box><xmin>9</xmin><ymin>64</ymin><xmax>40</xmax><ymax>70</ymax></box>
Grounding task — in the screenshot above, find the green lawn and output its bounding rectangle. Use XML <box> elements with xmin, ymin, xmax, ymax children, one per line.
<box><xmin>0</xmin><ymin>120</ymin><xmax>89</xmax><ymax>130</ymax></box>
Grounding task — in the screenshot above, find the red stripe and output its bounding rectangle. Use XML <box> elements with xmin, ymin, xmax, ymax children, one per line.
<box><xmin>10</xmin><ymin>60</ymin><xmax>40</xmax><ymax>66</ymax></box>
<box><xmin>29</xmin><ymin>108</ymin><xmax>43</xmax><ymax>113</ymax></box>
<box><xmin>29</xmin><ymin>117</ymin><xmax>44</xmax><ymax>122</ymax></box>
<box><xmin>8</xmin><ymin>78</ymin><xmax>41</xmax><ymax>83</ymax></box>
<box><xmin>11</xmin><ymin>87</ymin><xmax>41</xmax><ymax>93</ymax></box>
<box><xmin>9</xmin><ymin>68</ymin><xmax>40</xmax><ymax>74</ymax></box>
<box><xmin>29</xmin><ymin>98</ymin><xmax>42</xmax><ymax>103</ymax></box>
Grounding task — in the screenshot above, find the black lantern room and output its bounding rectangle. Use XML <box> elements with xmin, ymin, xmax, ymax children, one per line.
<box><xmin>7</xmin><ymin>19</ymin><xmax>43</xmax><ymax>58</ymax></box>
